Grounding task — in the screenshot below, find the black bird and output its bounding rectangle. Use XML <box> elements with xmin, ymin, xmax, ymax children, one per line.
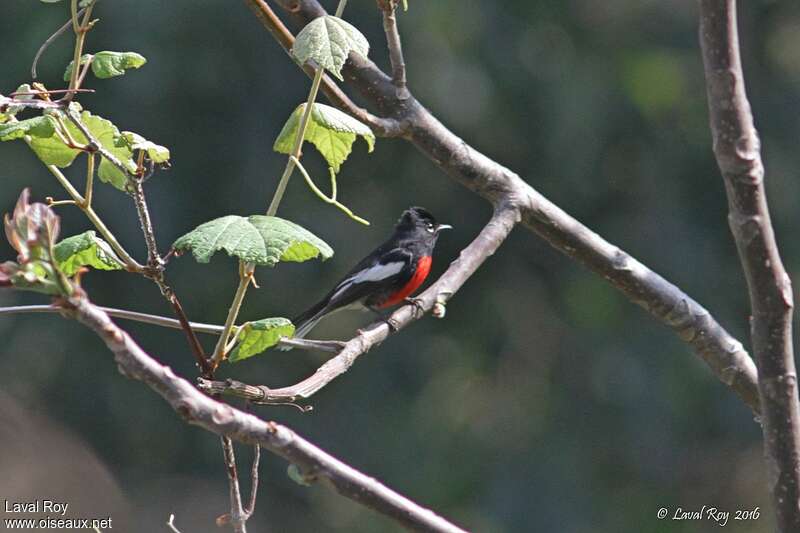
<box><xmin>285</xmin><ymin>207</ymin><xmax>451</xmax><ymax>346</ymax></box>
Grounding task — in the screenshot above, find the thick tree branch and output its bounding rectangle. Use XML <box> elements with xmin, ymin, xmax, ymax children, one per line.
<box><xmin>699</xmin><ymin>1</ymin><xmax>800</xmax><ymax>530</ymax></box>
<box><xmin>251</xmin><ymin>0</ymin><xmax>761</xmax><ymax>414</ymax></box>
<box><xmin>60</xmin><ymin>294</ymin><xmax>468</xmax><ymax>533</ymax></box>
<box><xmin>200</xmin><ymin>203</ymin><xmax>519</xmax><ymax>403</ymax></box>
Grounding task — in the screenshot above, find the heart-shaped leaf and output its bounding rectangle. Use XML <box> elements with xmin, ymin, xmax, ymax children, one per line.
<box><xmin>292</xmin><ymin>15</ymin><xmax>369</xmax><ymax>81</ymax></box>
<box><xmin>173</xmin><ymin>215</ymin><xmax>333</xmax><ymax>266</ymax></box>
<box><xmin>274</xmin><ymin>103</ymin><xmax>374</xmax><ymax>174</ymax></box>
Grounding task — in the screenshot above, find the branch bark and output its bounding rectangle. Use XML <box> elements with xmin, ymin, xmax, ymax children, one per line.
<box><xmin>698</xmin><ymin>1</ymin><xmax>800</xmax><ymax>530</ymax></box>
<box><xmin>378</xmin><ymin>0</ymin><xmax>408</xmax><ymax>98</ymax></box>
<box><xmin>220</xmin><ymin>436</ymin><xmax>248</xmax><ymax>533</ymax></box>
<box><xmin>249</xmin><ymin>0</ymin><xmax>761</xmax><ymax>414</ymax></box>
<box><xmin>62</xmin><ymin>294</ymin><xmax>468</xmax><ymax>533</ymax></box>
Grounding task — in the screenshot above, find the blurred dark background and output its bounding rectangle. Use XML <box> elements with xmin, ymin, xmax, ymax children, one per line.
<box><xmin>2</xmin><ymin>1</ymin><xmax>798</xmax><ymax>531</ymax></box>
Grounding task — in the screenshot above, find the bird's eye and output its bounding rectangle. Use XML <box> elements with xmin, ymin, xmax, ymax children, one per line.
<box><xmin>426</xmin><ymin>222</ymin><xmax>435</xmax><ymax>232</ymax></box>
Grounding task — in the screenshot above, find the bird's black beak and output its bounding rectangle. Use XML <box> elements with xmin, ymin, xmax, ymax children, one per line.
<box><xmin>436</xmin><ymin>224</ymin><xmax>453</xmax><ymax>233</ymax></box>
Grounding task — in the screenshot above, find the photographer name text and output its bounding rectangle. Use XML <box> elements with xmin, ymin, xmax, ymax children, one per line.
<box><xmin>4</xmin><ymin>500</ymin><xmax>68</xmax><ymax>515</ymax></box>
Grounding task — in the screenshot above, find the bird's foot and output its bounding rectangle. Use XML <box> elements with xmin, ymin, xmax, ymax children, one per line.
<box><xmin>404</xmin><ymin>296</ymin><xmax>426</xmax><ymax>318</ymax></box>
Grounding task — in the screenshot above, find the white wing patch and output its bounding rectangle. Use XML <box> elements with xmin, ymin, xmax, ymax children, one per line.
<box><xmin>351</xmin><ymin>261</ymin><xmax>405</xmax><ymax>283</ymax></box>
<box><xmin>330</xmin><ymin>261</ymin><xmax>406</xmax><ymax>300</ymax></box>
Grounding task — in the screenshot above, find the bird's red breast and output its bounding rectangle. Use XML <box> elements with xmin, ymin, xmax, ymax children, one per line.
<box><xmin>378</xmin><ymin>255</ymin><xmax>433</xmax><ymax>308</ymax></box>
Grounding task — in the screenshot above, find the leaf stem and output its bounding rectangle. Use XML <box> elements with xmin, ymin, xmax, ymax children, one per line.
<box><xmin>211</xmin><ymin>263</ymin><xmax>254</xmax><ymax>370</ymax></box>
<box><xmin>265</xmin><ymin>0</ymin><xmax>349</xmax><ymax>217</ymax></box>
<box><xmin>66</xmin><ymin>0</ymin><xmax>95</xmax><ymax>102</ymax></box>
<box><xmin>32</xmin><ymin>7</ymin><xmax>86</xmax><ymax>79</ymax></box>
<box><xmin>84</xmin><ymin>152</ymin><xmax>95</xmax><ymax>207</ymax></box>
<box><xmin>290</xmin><ymin>156</ymin><xmax>369</xmax><ymax>225</ymax></box>
<box><xmin>266</xmin><ymin>70</ymin><xmax>325</xmax><ymax>217</ymax></box>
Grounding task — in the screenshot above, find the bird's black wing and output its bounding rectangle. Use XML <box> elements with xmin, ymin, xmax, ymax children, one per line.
<box><xmin>293</xmin><ymin>247</ymin><xmax>413</xmax><ymax>326</ymax></box>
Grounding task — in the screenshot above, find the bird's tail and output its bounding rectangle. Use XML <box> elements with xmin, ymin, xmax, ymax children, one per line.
<box><xmin>277</xmin><ymin>300</ymin><xmax>329</xmax><ymax>351</ymax></box>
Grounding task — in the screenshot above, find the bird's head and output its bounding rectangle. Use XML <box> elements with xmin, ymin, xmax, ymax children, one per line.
<box><xmin>395</xmin><ymin>207</ymin><xmax>452</xmax><ymax>241</ymax></box>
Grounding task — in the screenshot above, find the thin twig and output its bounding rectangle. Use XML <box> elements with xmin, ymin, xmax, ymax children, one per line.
<box><xmin>0</xmin><ymin>304</ymin><xmax>348</xmax><ymax>354</ymax></box>
<box><xmin>699</xmin><ymin>1</ymin><xmax>799</xmax><ymax>530</ymax></box>
<box><xmin>63</xmin><ymin>0</ymin><xmax>95</xmax><ymax>102</ymax></box>
<box><xmin>378</xmin><ymin>0</ymin><xmax>408</xmax><ymax>98</ymax></box>
<box><xmin>8</xmin><ymin>89</ymin><xmax>95</xmax><ymax>97</ymax></box>
<box><xmin>245</xmin><ymin>444</ymin><xmax>261</xmax><ymax>516</ymax></box>
<box><xmin>221</xmin><ymin>436</ymin><xmax>248</xmax><ymax>533</ymax></box>
<box><xmin>166</xmin><ymin>514</ymin><xmax>182</xmax><ymax>533</ymax></box>
<box><xmin>32</xmin><ymin>7</ymin><xmax>86</xmax><ymax>78</ymax></box>
<box><xmin>129</xmin><ymin>181</ymin><xmax>164</xmax><ymax>270</ymax></box>
<box><xmin>60</xmin><ymin>293</ymin><xmax>468</xmax><ymax>533</ymax></box>
<box><xmin>0</xmin><ymin>97</ymin><xmax>64</xmax><ymax>112</ymax></box>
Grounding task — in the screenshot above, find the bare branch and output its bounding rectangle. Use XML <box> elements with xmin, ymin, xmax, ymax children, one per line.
<box><xmin>698</xmin><ymin>1</ymin><xmax>800</xmax><ymax>530</ymax></box>
<box><xmin>129</xmin><ymin>180</ymin><xmax>164</xmax><ymax>271</ymax></box>
<box><xmin>245</xmin><ymin>445</ymin><xmax>260</xmax><ymax>516</ymax></box>
<box><xmin>0</xmin><ymin>96</ymin><xmax>64</xmax><ymax>112</ymax></box>
<box><xmin>0</xmin><ymin>304</ymin><xmax>349</xmax><ymax>356</ymax></box>
<box><xmin>166</xmin><ymin>514</ymin><xmax>182</xmax><ymax>533</ymax></box>
<box><xmin>32</xmin><ymin>9</ymin><xmax>86</xmax><ymax>79</ymax></box>
<box><xmin>220</xmin><ymin>436</ymin><xmax>248</xmax><ymax>533</ymax></box>
<box><xmin>378</xmin><ymin>0</ymin><xmax>409</xmax><ymax>98</ymax></box>
<box><xmin>60</xmin><ymin>294</ymin><xmax>469</xmax><ymax>533</ymax></box>
<box><xmin>256</xmin><ymin>0</ymin><xmax>761</xmax><ymax>415</ymax></box>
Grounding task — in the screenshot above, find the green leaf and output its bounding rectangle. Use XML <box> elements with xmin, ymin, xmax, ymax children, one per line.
<box><xmin>64</xmin><ymin>51</ymin><xmax>147</xmax><ymax>81</ymax></box>
<box><xmin>29</xmin><ymin>110</ymin><xmax>137</xmax><ymax>189</ymax></box>
<box><xmin>1</xmin><ymin>84</ymin><xmax>35</xmax><ymax>122</ymax></box>
<box><xmin>53</xmin><ymin>230</ymin><xmax>125</xmax><ymax>276</ymax></box>
<box><xmin>63</xmin><ymin>54</ymin><xmax>91</xmax><ymax>81</ymax></box>
<box><xmin>273</xmin><ymin>103</ymin><xmax>374</xmax><ymax>174</ymax></box>
<box><xmin>173</xmin><ymin>215</ymin><xmax>333</xmax><ymax>266</ymax></box>
<box><xmin>228</xmin><ymin>318</ymin><xmax>295</xmax><ymax>362</ymax></box>
<box><xmin>292</xmin><ymin>15</ymin><xmax>369</xmax><ymax>81</ymax></box>
<box><xmin>115</xmin><ymin>131</ymin><xmax>170</xmax><ymax>163</ymax></box>
<box><xmin>0</xmin><ymin>116</ymin><xmax>56</xmax><ymax>141</ymax></box>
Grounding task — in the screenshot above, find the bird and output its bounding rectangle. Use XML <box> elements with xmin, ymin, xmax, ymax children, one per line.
<box><xmin>283</xmin><ymin>207</ymin><xmax>451</xmax><ymax>347</ymax></box>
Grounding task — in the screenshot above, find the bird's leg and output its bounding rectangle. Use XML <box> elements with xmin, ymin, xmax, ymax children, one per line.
<box><xmin>404</xmin><ymin>296</ymin><xmax>426</xmax><ymax>318</ymax></box>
